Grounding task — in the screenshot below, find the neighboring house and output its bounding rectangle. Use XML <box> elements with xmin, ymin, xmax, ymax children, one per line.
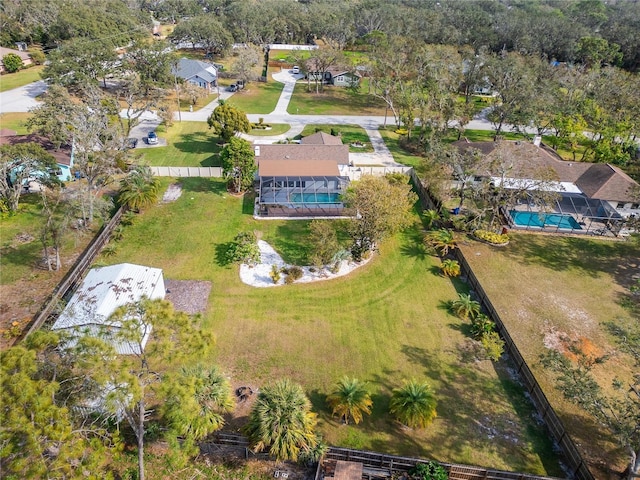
<box><xmin>453</xmin><ymin>139</ymin><xmax>640</xmax><ymax>232</ymax></box>
<box><xmin>304</xmin><ymin>60</ymin><xmax>361</xmax><ymax>87</ymax></box>
<box><xmin>172</xmin><ymin>57</ymin><xmax>218</xmax><ymax>92</ymax></box>
<box><xmin>51</xmin><ymin>263</ymin><xmax>166</xmax><ymax>355</ymax></box>
<box><xmin>0</xmin><ymin>132</ymin><xmax>74</xmax><ymax>182</ymax></box>
<box><xmin>0</xmin><ymin>46</ymin><xmax>32</xmax><ymax>72</ymax></box>
<box><xmin>256</xmin><ymin>133</ymin><xmax>350</xmax><ymax>217</ymax></box>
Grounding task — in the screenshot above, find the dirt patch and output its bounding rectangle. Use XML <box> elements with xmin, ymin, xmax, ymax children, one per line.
<box><xmin>161</xmin><ymin>183</ymin><xmax>182</xmax><ymax>203</ymax></box>
<box><xmin>164</xmin><ymin>280</ymin><xmax>211</xmax><ymax>315</ymax></box>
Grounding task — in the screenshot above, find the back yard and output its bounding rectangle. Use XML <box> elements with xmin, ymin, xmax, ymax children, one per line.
<box><xmin>94</xmin><ymin>177</ymin><xmax>564</xmax><ymax>476</ymax></box>
<box><xmin>459</xmin><ymin>234</ymin><xmax>640</xmax><ymax>478</ymax></box>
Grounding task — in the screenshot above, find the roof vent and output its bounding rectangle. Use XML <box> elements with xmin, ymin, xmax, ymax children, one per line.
<box><xmin>254</xmin><ymin>146</ymin><xmax>260</xmax><ymax>157</ymax></box>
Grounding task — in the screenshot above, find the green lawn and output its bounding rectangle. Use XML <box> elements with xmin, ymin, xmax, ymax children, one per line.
<box><xmin>178</xmin><ymin>92</ymin><xmax>217</xmax><ymax>112</ymax></box>
<box><xmin>298</xmin><ymin>124</ymin><xmax>374</xmax><ymax>152</ymax></box>
<box><xmin>101</xmin><ymin>177</ymin><xmax>563</xmax><ymax>476</ymax></box>
<box><xmin>0</xmin><ymin>112</ymin><xmax>33</xmax><ymax>134</ymax></box>
<box><xmin>288</xmin><ymin>79</ymin><xmax>387</xmax><ymax>116</ymax></box>
<box><xmin>136</xmin><ymin>122</ymin><xmax>221</xmax><ymax>167</ymax></box>
<box><xmin>0</xmin><ymin>65</ymin><xmax>44</xmax><ymax>93</ymax></box>
<box><xmin>378</xmin><ymin>128</ymin><xmax>425</xmax><ymax>170</ymax></box>
<box><xmin>249</xmin><ymin>123</ymin><xmax>291</xmax><ymax>136</ymax></box>
<box><xmin>226</xmin><ymin>77</ymin><xmax>284</xmax><ymax>114</ymax></box>
<box><xmin>459</xmin><ymin>234</ymin><xmax>640</xmax><ymax>477</ymax></box>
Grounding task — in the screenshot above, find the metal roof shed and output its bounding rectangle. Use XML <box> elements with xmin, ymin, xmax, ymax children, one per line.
<box><xmin>52</xmin><ymin>263</ymin><xmax>165</xmax><ymax>355</ymax></box>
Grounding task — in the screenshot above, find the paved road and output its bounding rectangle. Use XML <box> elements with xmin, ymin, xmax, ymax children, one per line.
<box><xmin>0</xmin><ymin>80</ymin><xmax>48</xmax><ymax>113</ymax></box>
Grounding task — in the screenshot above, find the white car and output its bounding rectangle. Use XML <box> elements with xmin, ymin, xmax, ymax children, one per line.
<box><xmin>147</xmin><ymin>131</ymin><xmax>158</xmax><ymax>145</ymax></box>
<box><xmin>292</xmin><ymin>66</ymin><xmax>300</xmax><ymax>74</ymax></box>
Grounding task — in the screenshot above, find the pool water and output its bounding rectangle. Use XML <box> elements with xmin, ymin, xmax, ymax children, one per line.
<box><xmin>289</xmin><ymin>192</ymin><xmax>341</xmax><ymax>203</ymax></box>
<box><xmin>509</xmin><ymin>210</ymin><xmax>582</xmax><ymax>230</ymax></box>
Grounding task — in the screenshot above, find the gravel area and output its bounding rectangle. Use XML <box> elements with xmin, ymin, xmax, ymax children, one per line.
<box><xmin>161</xmin><ymin>183</ymin><xmax>182</xmax><ymax>203</ymax></box>
<box><xmin>240</xmin><ymin>240</ymin><xmax>372</xmax><ymax>288</ymax></box>
<box><xmin>164</xmin><ymin>279</ymin><xmax>212</xmax><ymax>314</ymax></box>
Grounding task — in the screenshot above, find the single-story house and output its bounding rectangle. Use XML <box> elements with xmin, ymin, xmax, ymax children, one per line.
<box><xmin>453</xmin><ymin>139</ymin><xmax>640</xmax><ymax>233</ymax></box>
<box><xmin>0</xmin><ymin>46</ymin><xmax>32</xmax><ymax>72</ymax></box>
<box><xmin>172</xmin><ymin>57</ymin><xmax>218</xmax><ymax>92</ymax></box>
<box><xmin>51</xmin><ymin>263</ymin><xmax>166</xmax><ymax>355</ymax></box>
<box><xmin>0</xmin><ymin>132</ymin><xmax>74</xmax><ymax>182</ymax></box>
<box><xmin>304</xmin><ymin>60</ymin><xmax>361</xmax><ymax>87</ymax></box>
<box><xmin>256</xmin><ymin>133</ymin><xmax>350</xmax><ymax>217</ymax></box>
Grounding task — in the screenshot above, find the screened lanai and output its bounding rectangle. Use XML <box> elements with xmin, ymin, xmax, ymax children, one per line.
<box><xmin>258</xmin><ymin>158</ymin><xmax>349</xmax><ymax>217</ymax></box>
<box><xmin>507</xmin><ymin>193</ymin><xmax>625</xmax><ymax>236</ymax></box>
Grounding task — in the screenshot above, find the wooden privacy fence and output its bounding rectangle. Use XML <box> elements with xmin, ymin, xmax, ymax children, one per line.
<box><xmin>18</xmin><ymin>206</ymin><xmax>126</xmax><ymax>342</ymax></box>
<box><xmin>454</xmin><ymin>250</ymin><xmax>593</xmax><ymax>480</ymax></box>
<box><xmin>408</xmin><ymin>168</ymin><xmax>442</xmax><ymax>212</ymax></box>
<box><xmin>149</xmin><ymin>166</ymin><xmax>222</xmax><ymax>177</ymax></box>
<box><xmin>318</xmin><ymin>447</ymin><xmax>565</xmax><ymax>480</ymax></box>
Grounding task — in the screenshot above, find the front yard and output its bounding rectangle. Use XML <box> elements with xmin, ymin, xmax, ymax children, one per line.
<box><xmin>98</xmin><ymin>177</ymin><xmax>563</xmax><ymax>476</ymax></box>
<box><xmin>287</xmin><ymin>79</ymin><xmax>387</xmax><ymax>116</ymax></box>
<box><xmin>0</xmin><ymin>65</ymin><xmax>44</xmax><ymax>92</ymax></box>
<box><xmin>226</xmin><ymin>77</ymin><xmax>284</xmax><ymax>114</ymax></box>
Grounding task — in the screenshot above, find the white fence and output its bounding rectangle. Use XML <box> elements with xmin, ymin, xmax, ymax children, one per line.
<box><xmin>149</xmin><ymin>166</ymin><xmax>222</xmax><ymax>177</ymax></box>
<box><xmin>348</xmin><ymin>165</ymin><xmax>412</xmax><ymax>180</ymax></box>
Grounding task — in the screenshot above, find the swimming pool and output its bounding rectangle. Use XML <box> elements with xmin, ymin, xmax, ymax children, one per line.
<box><xmin>509</xmin><ymin>211</ymin><xmax>582</xmax><ymax>230</ymax></box>
<box><xmin>289</xmin><ymin>192</ymin><xmax>341</xmax><ymax>203</ymax></box>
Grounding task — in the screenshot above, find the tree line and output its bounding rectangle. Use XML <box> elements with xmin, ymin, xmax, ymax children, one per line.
<box><xmin>2</xmin><ymin>0</ymin><xmax>639</xmax><ymax>71</ymax></box>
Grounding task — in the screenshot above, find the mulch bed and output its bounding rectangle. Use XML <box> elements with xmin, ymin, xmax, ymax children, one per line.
<box><xmin>164</xmin><ymin>279</ymin><xmax>212</xmax><ymax>315</ymax></box>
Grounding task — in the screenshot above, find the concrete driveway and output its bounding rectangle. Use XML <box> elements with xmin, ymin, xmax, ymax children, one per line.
<box><xmin>0</xmin><ymin>80</ymin><xmax>48</xmax><ymax>113</ymax></box>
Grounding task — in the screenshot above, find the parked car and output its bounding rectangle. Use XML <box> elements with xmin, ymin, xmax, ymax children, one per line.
<box><xmin>125</xmin><ymin>138</ymin><xmax>138</xmax><ymax>149</ymax></box>
<box><xmin>227</xmin><ymin>84</ymin><xmax>238</xmax><ymax>92</ymax></box>
<box><xmin>292</xmin><ymin>66</ymin><xmax>300</xmax><ymax>74</ymax></box>
<box><xmin>147</xmin><ymin>132</ymin><xmax>158</xmax><ymax>145</ymax></box>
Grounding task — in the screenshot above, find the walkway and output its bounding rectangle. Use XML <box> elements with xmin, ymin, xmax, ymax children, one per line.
<box><xmin>0</xmin><ymin>80</ymin><xmax>48</xmax><ymax>113</ymax></box>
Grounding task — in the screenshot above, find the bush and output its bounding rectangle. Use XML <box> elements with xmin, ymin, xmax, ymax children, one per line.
<box><xmin>270</xmin><ymin>264</ymin><xmax>281</xmax><ymax>284</ymax></box>
<box><xmin>395</xmin><ymin>128</ymin><xmax>409</xmax><ymax>136</ymax></box>
<box><xmin>29</xmin><ymin>50</ymin><xmax>45</xmax><ymax>65</ymax></box>
<box><xmin>226</xmin><ymin>231</ymin><xmax>260</xmax><ymax>265</ymax></box>
<box><xmin>473</xmin><ymin>229</ymin><xmax>509</xmax><ymax>245</ymax></box>
<box><xmin>410</xmin><ymin>461</ymin><xmax>448</xmax><ymax>480</ymax></box>
<box><xmin>288</xmin><ymin>266</ymin><xmax>304</xmax><ymax>281</ymax></box>
<box><xmin>330</xmin><ymin>127</ymin><xmax>340</xmax><ymax>136</ymax></box>
<box><xmin>2</xmin><ymin>53</ymin><xmax>23</xmax><ymax>73</ymax></box>
<box><xmin>480</xmin><ymin>331</ymin><xmax>505</xmax><ymax>361</ymax></box>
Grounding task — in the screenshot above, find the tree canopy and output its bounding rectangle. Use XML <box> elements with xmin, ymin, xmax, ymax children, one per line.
<box><xmin>219</xmin><ymin>137</ymin><xmax>256</xmax><ymax>193</ymax></box>
<box><xmin>207</xmin><ymin>103</ymin><xmax>251</xmax><ymax>143</ymax></box>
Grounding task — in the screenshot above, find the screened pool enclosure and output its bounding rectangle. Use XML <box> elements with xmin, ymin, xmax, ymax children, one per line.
<box><xmin>258</xmin><ymin>174</ymin><xmax>349</xmax><ymax>217</ymax></box>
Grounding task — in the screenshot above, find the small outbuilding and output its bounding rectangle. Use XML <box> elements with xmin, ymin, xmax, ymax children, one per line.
<box><xmin>52</xmin><ymin>263</ymin><xmax>165</xmax><ymax>355</ymax></box>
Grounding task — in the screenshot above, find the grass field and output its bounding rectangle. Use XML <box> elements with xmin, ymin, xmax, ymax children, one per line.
<box><xmin>0</xmin><ymin>112</ymin><xmax>32</xmax><ymax>134</ymax></box>
<box><xmin>0</xmin><ymin>65</ymin><xmax>44</xmax><ymax>92</ymax></box>
<box><xmin>100</xmin><ymin>177</ymin><xmax>563</xmax><ymax>476</ymax></box>
<box><xmin>288</xmin><ymin>80</ymin><xmax>386</xmax><ymax>116</ymax></box>
<box><xmin>226</xmin><ymin>78</ymin><xmax>284</xmax><ymax>114</ymax></box>
<box><xmin>298</xmin><ymin>124</ymin><xmax>374</xmax><ymax>152</ymax></box>
<box><xmin>459</xmin><ymin>234</ymin><xmax>640</xmax><ymax>477</ymax></box>
<box><xmin>136</xmin><ymin>122</ymin><xmax>221</xmax><ymax>167</ymax></box>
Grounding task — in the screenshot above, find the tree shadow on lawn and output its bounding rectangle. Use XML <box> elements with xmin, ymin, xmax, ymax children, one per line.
<box><xmin>399</xmin><ymin>345</ymin><xmax>562</xmax><ymax>472</ymax></box>
<box><xmin>180</xmin><ymin>177</ymin><xmax>227</xmax><ymax>195</ymax></box>
<box><xmin>172</xmin><ymin>131</ymin><xmax>220</xmax><ymax>153</ymax></box>
<box><xmin>504</xmin><ymin>234</ymin><xmax>640</xmax><ymax>290</ymax></box>
<box><xmin>271</xmin><ymin>223</ymin><xmax>311</xmax><ymax>265</ymax></box>
<box><xmin>242</xmin><ymin>191</ymin><xmax>255</xmax><ymax>215</ymax></box>
<box><xmin>214</xmin><ymin>242</ymin><xmax>234</xmax><ymax>267</ymax></box>
<box><xmin>0</xmin><ymin>241</ymin><xmax>42</xmax><ymax>271</ymax></box>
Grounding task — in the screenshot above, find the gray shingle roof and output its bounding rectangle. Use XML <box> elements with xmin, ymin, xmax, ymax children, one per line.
<box><xmin>301</xmin><ymin>132</ymin><xmax>343</xmax><ymax>145</ymax></box>
<box><xmin>173</xmin><ymin>58</ymin><xmax>217</xmax><ymax>84</ymax></box>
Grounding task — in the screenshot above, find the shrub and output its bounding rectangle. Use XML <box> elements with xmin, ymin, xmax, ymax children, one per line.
<box><xmin>2</xmin><ymin>53</ymin><xmax>23</xmax><ymax>73</ymax></box>
<box><xmin>473</xmin><ymin>229</ymin><xmax>509</xmax><ymax>245</ymax></box>
<box><xmin>288</xmin><ymin>266</ymin><xmax>304</xmax><ymax>281</ymax></box>
<box><xmin>270</xmin><ymin>264</ymin><xmax>281</xmax><ymax>284</ymax></box>
<box><xmin>29</xmin><ymin>50</ymin><xmax>46</xmax><ymax>65</ymax></box>
<box><xmin>395</xmin><ymin>128</ymin><xmax>409</xmax><ymax>136</ymax></box>
<box><xmin>410</xmin><ymin>461</ymin><xmax>448</xmax><ymax>480</ymax></box>
<box><xmin>481</xmin><ymin>331</ymin><xmax>505</xmax><ymax>361</ymax></box>
<box><xmin>439</xmin><ymin>259</ymin><xmax>460</xmax><ymax>277</ymax></box>
<box><xmin>470</xmin><ymin>313</ymin><xmax>495</xmax><ymax>338</ymax></box>
<box><xmin>226</xmin><ymin>231</ymin><xmax>260</xmax><ymax>265</ymax></box>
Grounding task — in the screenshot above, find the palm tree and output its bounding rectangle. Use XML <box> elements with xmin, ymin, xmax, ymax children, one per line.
<box><xmin>163</xmin><ymin>365</ymin><xmax>234</xmax><ymax>440</ymax></box>
<box><xmin>439</xmin><ymin>259</ymin><xmax>461</xmax><ymax>277</ymax></box>
<box><xmin>389</xmin><ymin>380</ymin><xmax>437</xmax><ymax>429</ymax></box>
<box><xmin>425</xmin><ymin>229</ymin><xmax>456</xmax><ymax>256</ymax></box>
<box><xmin>326</xmin><ymin>377</ymin><xmax>373</xmax><ymax>425</ymax></box>
<box><xmin>470</xmin><ymin>313</ymin><xmax>496</xmax><ymax>339</ymax></box>
<box><xmin>422</xmin><ymin>209</ymin><xmax>441</xmax><ymax>229</ymax></box>
<box><xmin>244</xmin><ymin>379</ymin><xmax>318</xmax><ymax>462</ymax></box>
<box><xmin>117</xmin><ymin>166</ymin><xmax>161</xmax><ymax>212</ymax></box>
<box><xmin>450</xmin><ymin>293</ymin><xmax>481</xmax><ymax>320</ymax></box>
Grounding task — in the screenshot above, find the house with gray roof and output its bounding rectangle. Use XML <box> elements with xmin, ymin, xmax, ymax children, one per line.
<box><xmin>256</xmin><ymin>133</ymin><xmax>350</xmax><ymax>217</ymax></box>
<box><xmin>453</xmin><ymin>139</ymin><xmax>640</xmax><ymax>235</ymax></box>
<box><xmin>173</xmin><ymin>57</ymin><xmax>218</xmax><ymax>92</ymax></box>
